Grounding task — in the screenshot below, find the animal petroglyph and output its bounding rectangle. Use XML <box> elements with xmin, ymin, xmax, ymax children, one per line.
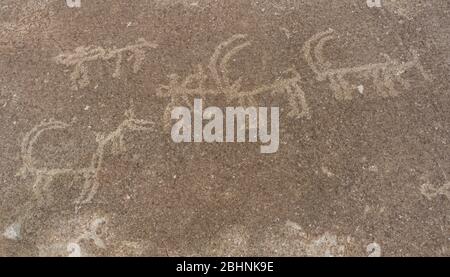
<box><xmin>419</xmin><ymin>182</ymin><xmax>450</xmax><ymax>200</ymax></box>
<box><xmin>17</xmin><ymin>108</ymin><xmax>154</xmax><ymax>207</ymax></box>
<box><xmin>54</xmin><ymin>39</ymin><xmax>158</xmax><ymax>90</ymax></box>
<box><xmin>303</xmin><ymin>29</ymin><xmax>431</xmax><ymax>100</ymax></box>
<box><xmin>157</xmin><ymin>34</ymin><xmax>310</xmax><ymax>128</ymax></box>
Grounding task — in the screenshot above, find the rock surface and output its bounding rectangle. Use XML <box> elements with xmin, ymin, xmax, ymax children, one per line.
<box><xmin>0</xmin><ymin>0</ymin><xmax>449</xmax><ymax>256</ymax></box>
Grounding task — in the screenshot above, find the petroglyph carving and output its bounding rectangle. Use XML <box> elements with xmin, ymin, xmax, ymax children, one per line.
<box><xmin>18</xmin><ymin>108</ymin><xmax>154</xmax><ymax>207</ymax></box>
<box><xmin>419</xmin><ymin>182</ymin><xmax>450</xmax><ymax>200</ymax></box>
<box><xmin>54</xmin><ymin>39</ymin><xmax>158</xmax><ymax>90</ymax></box>
<box><xmin>157</xmin><ymin>34</ymin><xmax>310</xmax><ymax>128</ymax></box>
<box><xmin>303</xmin><ymin>29</ymin><xmax>431</xmax><ymax>100</ymax></box>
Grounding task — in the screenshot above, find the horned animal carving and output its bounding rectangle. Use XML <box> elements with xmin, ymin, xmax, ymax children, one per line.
<box><xmin>303</xmin><ymin>29</ymin><xmax>431</xmax><ymax>100</ymax></box>
<box><xmin>18</xmin><ymin>109</ymin><xmax>154</xmax><ymax>207</ymax></box>
<box><xmin>157</xmin><ymin>34</ymin><xmax>310</xmax><ymax>128</ymax></box>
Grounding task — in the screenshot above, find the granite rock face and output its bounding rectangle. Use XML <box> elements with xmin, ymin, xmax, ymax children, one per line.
<box><xmin>0</xmin><ymin>0</ymin><xmax>449</xmax><ymax>256</ymax></box>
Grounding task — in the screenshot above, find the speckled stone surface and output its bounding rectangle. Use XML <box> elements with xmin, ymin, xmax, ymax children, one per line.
<box><xmin>0</xmin><ymin>0</ymin><xmax>449</xmax><ymax>256</ymax></box>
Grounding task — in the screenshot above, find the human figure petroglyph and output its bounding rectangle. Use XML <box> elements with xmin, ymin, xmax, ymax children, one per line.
<box><xmin>54</xmin><ymin>38</ymin><xmax>158</xmax><ymax>90</ymax></box>
<box><xmin>157</xmin><ymin>34</ymin><xmax>310</xmax><ymax>128</ymax></box>
<box><xmin>17</xmin><ymin>108</ymin><xmax>154</xmax><ymax>208</ymax></box>
<box><xmin>303</xmin><ymin>29</ymin><xmax>431</xmax><ymax>100</ymax></box>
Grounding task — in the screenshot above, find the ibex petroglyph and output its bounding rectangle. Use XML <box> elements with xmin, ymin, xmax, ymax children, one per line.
<box><xmin>303</xmin><ymin>29</ymin><xmax>431</xmax><ymax>100</ymax></box>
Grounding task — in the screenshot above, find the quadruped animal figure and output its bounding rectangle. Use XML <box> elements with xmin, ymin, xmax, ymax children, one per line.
<box><xmin>17</xmin><ymin>108</ymin><xmax>154</xmax><ymax>208</ymax></box>
<box><xmin>156</xmin><ymin>34</ymin><xmax>311</xmax><ymax>129</ymax></box>
<box><xmin>54</xmin><ymin>38</ymin><xmax>158</xmax><ymax>90</ymax></box>
<box><xmin>303</xmin><ymin>29</ymin><xmax>431</xmax><ymax>100</ymax></box>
